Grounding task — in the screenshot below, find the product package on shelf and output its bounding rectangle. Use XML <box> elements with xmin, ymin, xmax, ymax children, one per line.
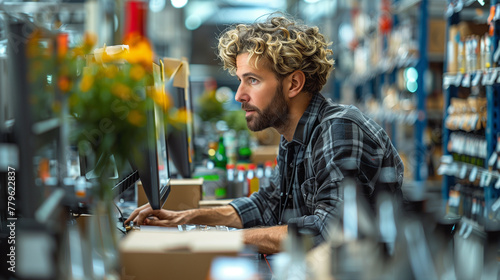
<box><xmin>445</xmin><ymin>97</ymin><xmax>487</xmax><ymax>133</ymax></box>
<box><xmin>447</xmin><ymin>21</ymin><xmax>490</xmax><ymax>74</ymax></box>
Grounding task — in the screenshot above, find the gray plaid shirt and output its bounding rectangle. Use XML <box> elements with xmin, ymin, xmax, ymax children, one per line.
<box><xmin>229</xmin><ymin>93</ymin><xmax>404</xmax><ymax>245</ymax></box>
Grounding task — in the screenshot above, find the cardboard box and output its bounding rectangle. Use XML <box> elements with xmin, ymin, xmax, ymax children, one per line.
<box><xmin>137</xmin><ymin>178</ymin><xmax>203</xmax><ymax>210</ymax></box>
<box><xmin>428</xmin><ymin>19</ymin><xmax>446</xmax><ymax>55</ymax></box>
<box><xmin>199</xmin><ymin>199</ymin><xmax>233</xmax><ymax>209</ymax></box>
<box><xmin>447</xmin><ymin>25</ymin><xmax>459</xmax><ymax>73</ymax></box>
<box><xmin>458</xmin><ymin>21</ymin><xmax>489</xmax><ymax>38</ymax></box>
<box><xmin>120</xmin><ymin>230</ymin><xmax>243</xmax><ymax>280</ymax></box>
<box><xmin>250</xmin><ymin>145</ymin><xmax>279</xmax><ymax>166</ymax></box>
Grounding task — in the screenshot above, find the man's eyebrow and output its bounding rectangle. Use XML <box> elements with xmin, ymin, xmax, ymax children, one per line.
<box><xmin>239</xmin><ymin>72</ymin><xmax>264</xmax><ymax>80</ymax></box>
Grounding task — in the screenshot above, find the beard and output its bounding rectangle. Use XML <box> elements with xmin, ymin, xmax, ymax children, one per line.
<box><xmin>242</xmin><ymin>83</ymin><xmax>289</xmax><ymax>132</ymax></box>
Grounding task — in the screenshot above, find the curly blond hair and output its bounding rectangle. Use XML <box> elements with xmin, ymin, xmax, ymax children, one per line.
<box><xmin>217</xmin><ymin>15</ymin><xmax>334</xmax><ymax>94</ymax></box>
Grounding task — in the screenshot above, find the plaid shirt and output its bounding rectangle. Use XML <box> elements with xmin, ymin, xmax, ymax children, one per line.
<box><xmin>229</xmin><ymin>93</ymin><xmax>404</xmax><ymax>245</ymax></box>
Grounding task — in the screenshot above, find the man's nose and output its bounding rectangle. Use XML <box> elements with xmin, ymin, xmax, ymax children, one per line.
<box><xmin>235</xmin><ymin>84</ymin><xmax>247</xmax><ymax>103</ymax></box>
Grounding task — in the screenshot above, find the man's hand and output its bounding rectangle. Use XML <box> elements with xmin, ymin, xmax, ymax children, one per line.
<box><xmin>125</xmin><ymin>203</ymin><xmax>191</xmax><ymax>227</ymax></box>
<box><xmin>124</xmin><ymin>203</ymin><xmax>149</xmax><ymax>225</ymax></box>
<box><xmin>125</xmin><ymin>204</ymin><xmax>242</xmax><ymax>229</ymax></box>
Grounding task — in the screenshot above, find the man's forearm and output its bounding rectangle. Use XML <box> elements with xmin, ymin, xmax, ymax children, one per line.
<box><xmin>185</xmin><ymin>207</ymin><xmax>287</xmax><ymax>254</ymax></box>
<box><xmin>186</xmin><ymin>205</ymin><xmax>243</xmax><ymax>228</ymax></box>
<box><xmin>243</xmin><ymin>225</ymin><xmax>288</xmax><ymax>254</ymax></box>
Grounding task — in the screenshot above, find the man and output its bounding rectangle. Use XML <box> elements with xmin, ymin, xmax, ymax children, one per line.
<box><xmin>126</xmin><ymin>15</ymin><xmax>404</xmax><ymax>254</ymax></box>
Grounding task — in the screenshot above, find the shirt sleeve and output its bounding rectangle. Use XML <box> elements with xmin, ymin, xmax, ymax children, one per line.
<box><xmin>229</xmin><ymin>169</ymin><xmax>282</xmax><ymax>228</ymax></box>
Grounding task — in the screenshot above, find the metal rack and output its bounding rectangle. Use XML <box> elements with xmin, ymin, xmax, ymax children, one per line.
<box><xmin>441</xmin><ymin>0</ymin><xmax>500</xmax><ymax>229</ymax></box>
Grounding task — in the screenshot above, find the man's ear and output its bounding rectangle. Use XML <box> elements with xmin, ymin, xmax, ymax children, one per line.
<box><xmin>286</xmin><ymin>70</ymin><xmax>306</xmax><ymax>98</ymax></box>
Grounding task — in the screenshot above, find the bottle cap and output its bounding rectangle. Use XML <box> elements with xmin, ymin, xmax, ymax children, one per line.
<box><xmin>237</xmin><ymin>165</ymin><xmax>246</xmax><ymax>171</ymax></box>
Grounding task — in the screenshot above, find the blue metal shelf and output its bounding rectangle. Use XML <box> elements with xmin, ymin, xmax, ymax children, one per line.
<box><xmin>414</xmin><ymin>0</ymin><xmax>428</xmax><ymax>182</ymax></box>
<box><xmin>441</xmin><ymin>0</ymin><xmax>500</xmax><ymax>214</ymax></box>
<box><xmin>441</xmin><ymin>0</ymin><xmax>461</xmax><ymax>201</ymax></box>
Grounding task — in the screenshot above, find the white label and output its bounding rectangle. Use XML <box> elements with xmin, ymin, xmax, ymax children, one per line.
<box><xmin>488</xmin><ymin>152</ymin><xmax>498</xmax><ymax>167</ymax></box>
<box><xmin>469</xmin><ymin>167</ymin><xmax>478</xmax><ymax>182</ymax></box>
<box><xmin>459</xmin><ymin>164</ymin><xmax>468</xmax><ymax>179</ymax></box>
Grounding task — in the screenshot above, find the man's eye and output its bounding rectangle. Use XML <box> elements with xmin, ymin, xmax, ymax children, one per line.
<box><xmin>250</xmin><ymin>78</ymin><xmax>258</xmax><ymax>84</ymax></box>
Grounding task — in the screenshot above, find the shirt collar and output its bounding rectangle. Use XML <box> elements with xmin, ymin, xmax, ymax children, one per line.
<box><xmin>280</xmin><ymin>93</ymin><xmax>326</xmax><ymax>149</ymax></box>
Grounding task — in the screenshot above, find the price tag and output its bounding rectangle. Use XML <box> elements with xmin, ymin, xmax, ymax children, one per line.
<box><xmin>449</xmin><ymin>162</ymin><xmax>459</xmax><ymax>176</ymax></box>
<box><xmin>459</xmin><ymin>164</ymin><xmax>468</xmax><ymax>179</ymax></box>
<box><xmin>445</xmin><ymin>3</ymin><xmax>454</xmax><ymax>17</ymax></box>
<box><xmin>481</xmin><ymin>140</ymin><xmax>488</xmax><ymax>159</ymax></box>
<box><xmin>487</xmin><ymin>70</ymin><xmax>497</xmax><ymax>85</ymax></box>
<box><xmin>437</xmin><ymin>164</ymin><xmax>447</xmax><ymax>176</ymax></box>
<box><xmin>481</xmin><ymin>72</ymin><xmax>488</xmax><ymax>85</ymax></box>
<box><xmin>462</xmin><ymin>74</ymin><xmax>471</xmax><ymax>87</ymax></box>
<box><xmin>496</xmin><ymin>177</ymin><xmax>500</xmax><ymax>189</ymax></box>
<box><xmin>443</xmin><ymin>75</ymin><xmax>453</xmax><ymax>89</ymax></box>
<box><xmin>469</xmin><ymin>167</ymin><xmax>478</xmax><ymax>182</ymax></box>
<box><xmin>485</xmin><ymin>172</ymin><xmax>493</xmax><ymax>186</ymax></box>
<box><xmin>471</xmin><ymin>71</ymin><xmax>482</xmax><ymax>86</ymax></box>
<box><xmin>454</xmin><ymin>73</ymin><xmax>463</xmax><ymax>86</ymax></box>
<box><xmin>488</xmin><ymin>152</ymin><xmax>498</xmax><ymax>167</ymax></box>
<box><xmin>479</xmin><ymin>171</ymin><xmax>486</xmax><ymax>187</ymax></box>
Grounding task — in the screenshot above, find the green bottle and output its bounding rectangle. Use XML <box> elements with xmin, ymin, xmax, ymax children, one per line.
<box><xmin>214</xmin><ymin>136</ymin><xmax>228</xmax><ymax>170</ymax></box>
<box><xmin>214</xmin><ymin>136</ymin><xmax>228</xmax><ymax>198</ymax></box>
<box><xmin>237</xmin><ymin>130</ymin><xmax>252</xmax><ymax>162</ymax></box>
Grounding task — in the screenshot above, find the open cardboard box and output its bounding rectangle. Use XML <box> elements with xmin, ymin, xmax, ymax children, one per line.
<box><xmin>120</xmin><ymin>229</ymin><xmax>243</xmax><ymax>280</ymax></box>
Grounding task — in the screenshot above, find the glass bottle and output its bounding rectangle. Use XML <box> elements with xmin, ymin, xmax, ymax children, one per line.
<box><xmin>214</xmin><ymin>136</ymin><xmax>228</xmax><ymax>170</ymax></box>
<box><xmin>237</xmin><ymin>130</ymin><xmax>252</xmax><ymax>163</ymax></box>
<box><xmin>226</xmin><ymin>163</ymin><xmax>236</xmax><ymax>198</ymax></box>
<box><xmin>235</xmin><ymin>164</ymin><xmax>247</xmax><ymax>197</ymax></box>
<box><xmin>260</xmin><ymin>160</ymin><xmax>274</xmax><ymax>189</ymax></box>
<box><xmin>246</xmin><ymin>163</ymin><xmax>259</xmax><ymax>196</ymax></box>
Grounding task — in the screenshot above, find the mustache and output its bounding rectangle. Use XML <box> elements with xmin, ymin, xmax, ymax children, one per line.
<box><xmin>241</xmin><ymin>103</ymin><xmax>259</xmax><ymax>112</ymax></box>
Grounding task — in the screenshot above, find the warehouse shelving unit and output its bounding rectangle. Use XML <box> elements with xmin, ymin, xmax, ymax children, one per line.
<box><xmin>440</xmin><ymin>0</ymin><xmax>500</xmax><ymax>231</ymax></box>
<box><xmin>326</xmin><ymin>0</ymin><xmax>434</xmax><ymax>192</ymax></box>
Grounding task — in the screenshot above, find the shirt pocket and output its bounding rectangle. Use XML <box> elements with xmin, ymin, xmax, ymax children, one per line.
<box><xmin>300</xmin><ymin>177</ymin><xmax>316</xmax><ymax>214</ymax></box>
